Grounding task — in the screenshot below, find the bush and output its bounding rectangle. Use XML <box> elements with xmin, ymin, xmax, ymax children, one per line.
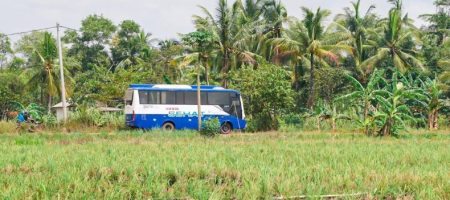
<box><xmin>200</xmin><ymin>118</ymin><xmax>220</xmax><ymax>137</ymax></box>
<box><xmin>230</xmin><ymin>62</ymin><xmax>295</xmax><ymax>131</ymax></box>
<box><xmin>42</xmin><ymin>114</ymin><xmax>58</xmax><ymax>128</ymax></box>
<box><xmin>67</xmin><ymin>106</ymin><xmax>124</xmax><ymax>130</ymax></box>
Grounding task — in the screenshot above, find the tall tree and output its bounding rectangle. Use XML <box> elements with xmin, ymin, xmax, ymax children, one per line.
<box><xmin>361</xmin><ymin>0</ymin><xmax>423</xmax><ymax>74</ymax></box>
<box><xmin>26</xmin><ymin>32</ymin><xmax>60</xmax><ymax>111</ymax></box>
<box><xmin>420</xmin><ymin>0</ymin><xmax>450</xmax><ymax>46</ymax></box>
<box><xmin>0</xmin><ymin>33</ymin><xmax>13</xmax><ymax>69</ymax></box>
<box><xmin>64</xmin><ymin>15</ymin><xmax>116</xmax><ymax>71</ymax></box>
<box><xmin>335</xmin><ymin>0</ymin><xmax>378</xmax><ymax>82</ymax></box>
<box><xmin>111</xmin><ymin>20</ymin><xmax>152</xmax><ymax>71</ymax></box>
<box><xmin>195</xmin><ymin>0</ymin><xmax>256</xmax><ymax>88</ymax></box>
<box><xmin>181</xmin><ymin>31</ymin><xmax>215</xmax><ymax>84</ymax></box>
<box><xmin>272</xmin><ymin>8</ymin><xmax>351</xmax><ymax>107</ymax></box>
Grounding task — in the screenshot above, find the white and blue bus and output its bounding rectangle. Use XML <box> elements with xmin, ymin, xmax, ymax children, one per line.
<box><xmin>124</xmin><ymin>84</ymin><xmax>246</xmax><ymax>134</ymax></box>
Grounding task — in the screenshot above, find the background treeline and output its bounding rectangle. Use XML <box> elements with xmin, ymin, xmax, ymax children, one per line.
<box><xmin>0</xmin><ymin>0</ymin><xmax>449</xmax><ymax>135</ymax></box>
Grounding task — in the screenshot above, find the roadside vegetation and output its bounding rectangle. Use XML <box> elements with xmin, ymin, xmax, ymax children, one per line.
<box><xmin>0</xmin><ymin>0</ymin><xmax>449</xmax><ymax>198</ymax></box>
<box><xmin>0</xmin><ymin>0</ymin><xmax>448</xmax><ymax>134</ymax></box>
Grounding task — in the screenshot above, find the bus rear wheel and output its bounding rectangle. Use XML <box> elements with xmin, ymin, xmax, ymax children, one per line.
<box><xmin>220</xmin><ymin>122</ymin><xmax>232</xmax><ymax>134</ymax></box>
<box><xmin>162</xmin><ymin>122</ymin><xmax>175</xmax><ymax>131</ymax></box>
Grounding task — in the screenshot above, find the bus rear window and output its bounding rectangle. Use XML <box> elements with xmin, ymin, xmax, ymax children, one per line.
<box><xmin>125</xmin><ymin>90</ymin><xmax>133</xmax><ymax>105</ymax></box>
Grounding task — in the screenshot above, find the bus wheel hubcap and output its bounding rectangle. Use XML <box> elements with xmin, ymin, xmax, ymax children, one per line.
<box><xmin>163</xmin><ymin>123</ymin><xmax>174</xmax><ymax>131</ymax></box>
<box><xmin>221</xmin><ymin>124</ymin><xmax>231</xmax><ymax>134</ymax></box>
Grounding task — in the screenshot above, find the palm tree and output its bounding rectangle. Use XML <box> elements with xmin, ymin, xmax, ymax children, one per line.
<box><xmin>195</xmin><ymin>0</ymin><xmax>256</xmax><ymax>88</ymax></box>
<box><xmin>419</xmin><ymin>0</ymin><xmax>450</xmax><ymax>46</ymax></box>
<box><xmin>27</xmin><ymin>32</ymin><xmax>60</xmax><ymax>111</ymax></box>
<box><xmin>260</xmin><ymin>0</ymin><xmax>287</xmax><ymax>38</ymax></box>
<box><xmin>361</xmin><ymin>0</ymin><xmax>423</xmax><ymax>74</ymax></box>
<box><xmin>272</xmin><ymin>7</ymin><xmax>352</xmax><ymax>107</ymax></box>
<box><xmin>335</xmin><ymin>0</ymin><xmax>378</xmax><ymax>82</ymax></box>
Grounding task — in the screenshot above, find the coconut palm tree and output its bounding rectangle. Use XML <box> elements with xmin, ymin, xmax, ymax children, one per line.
<box><xmin>260</xmin><ymin>0</ymin><xmax>287</xmax><ymax>38</ymax></box>
<box><xmin>194</xmin><ymin>0</ymin><xmax>256</xmax><ymax>88</ymax></box>
<box><xmin>26</xmin><ymin>32</ymin><xmax>60</xmax><ymax>111</ymax></box>
<box><xmin>419</xmin><ymin>0</ymin><xmax>450</xmax><ymax>46</ymax></box>
<box><xmin>334</xmin><ymin>0</ymin><xmax>378</xmax><ymax>82</ymax></box>
<box><xmin>361</xmin><ymin>0</ymin><xmax>423</xmax><ymax>74</ymax></box>
<box><xmin>271</xmin><ymin>7</ymin><xmax>352</xmax><ymax>107</ymax></box>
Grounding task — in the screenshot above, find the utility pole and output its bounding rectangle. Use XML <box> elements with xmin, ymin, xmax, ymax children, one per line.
<box><xmin>197</xmin><ymin>64</ymin><xmax>202</xmax><ymax>131</ymax></box>
<box><xmin>56</xmin><ymin>23</ymin><xmax>67</xmax><ymax>123</ymax></box>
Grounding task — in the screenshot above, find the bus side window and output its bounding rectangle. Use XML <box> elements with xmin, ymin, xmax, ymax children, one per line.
<box><xmin>161</xmin><ymin>91</ymin><xmax>176</xmax><ymax>104</ymax></box>
<box><xmin>139</xmin><ymin>91</ymin><xmax>160</xmax><ymax>104</ymax></box>
<box><xmin>184</xmin><ymin>92</ymin><xmax>207</xmax><ymax>105</ymax></box>
<box><xmin>176</xmin><ymin>92</ymin><xmax>184</xmax><ymax>104</ymax></box>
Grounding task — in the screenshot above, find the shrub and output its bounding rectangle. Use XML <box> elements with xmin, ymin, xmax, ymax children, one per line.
<box><xmin>200</xmin><ymin>118</ymin><xmax>220</xmax><ymax>137</ymax></box>
<box><xmin>230</xmin><ymin>62</ymin><xmax>295</xmax><ymax>131</ymax></box>
<box><xmin>67</xmin><ymin>106</ymin><xmax>124</xmax><ymax>129</ymax></box>
<box><xmin>42</xmin><ymin>114</ymin><xmax>58</xmax><ymax>128</ymax></box>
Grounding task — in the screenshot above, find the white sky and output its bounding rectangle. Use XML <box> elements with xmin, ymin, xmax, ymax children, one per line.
<box><xmin>0</xmin><ymin>0</ymin><xmax>436</xmax><ymax>41</ymax></box>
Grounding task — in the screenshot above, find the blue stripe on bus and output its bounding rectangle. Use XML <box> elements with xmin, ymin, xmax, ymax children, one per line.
<box><xmin>126</xmin><ymin>114</ymin><xmax>246</xmax><ymax>130</ymax></box>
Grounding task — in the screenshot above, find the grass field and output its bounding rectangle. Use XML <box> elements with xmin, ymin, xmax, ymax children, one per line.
<box><xmin>0</xmin><ymin>131</ymin><xmax>449</xmax><ymax>199</ymax></box>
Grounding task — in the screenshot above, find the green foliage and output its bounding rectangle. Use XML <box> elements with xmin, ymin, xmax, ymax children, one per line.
<box><xmin>0</xmin><ymin>71</ymin><xmax>26</xmax><ymax>118</ymax></box>
<box><xmin>200</xmin><ymin>118</ymin><xmax>220</xmax><ymax>137</ymax></box>
<box><xmin>68</xmin><ymin>106</ymin><xmax>123</xmax><ymax>128</ymax></box>
<box><xmin>0</xmin><ymin>0</ymin><xmax>449</xmax><ymax>134</ymax></box>
<box><xmin>41</xmin><ymin>114</ymin><xmax>58</xmax><ymax>128</ymax></box>
<box><xmin>10</xmin><ymin>102</ymin><xmax>45</xmax><ymax>123</ymax></box>
<box><xmin>231</xmin><ymin>62</ymin><xmax>294</xmax><ymax>131</ymax></box>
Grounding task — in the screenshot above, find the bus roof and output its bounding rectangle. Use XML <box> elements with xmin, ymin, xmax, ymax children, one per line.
<box><xmin>128</xmin><ymin>84</ymin><xmax>240</xmax><ymax>93</ymax></box>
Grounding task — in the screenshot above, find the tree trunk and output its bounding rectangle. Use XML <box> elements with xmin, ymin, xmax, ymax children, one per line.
<box><xmin>47</xmin><ymin>94</ymin><xmax>52</xmax><ymax>114</ymax></box>
<box><xmin>200</xmin><ymin>53</ymin><xmax>209</xmax><ymax>85</ymax></box>
<box><xmin>364</xmin><ymin>100</ymin><xmax>369</xmax><ymax>135</ymax></box>
<box><xmin>428</xmin><ymin>112</ymin><xmax>434</xmax><ymax>130</ymax></box>
<box><xmin>307</xmin><ymin>53</ymin><xmax>315</xmax><ymax>109</ymax></box>
<box><xmin>221</xmin><ymin>50</ymin><xmax>230</xmax><ymax>88</ymax></box>
<box><xmin>293</xmin><ymin>65</ymin><xmax>300</xmax><ymax>91</ymax></box>
<box><xmin>380</xmin><ymin>119</ymin><xmax>392</xmax><ymax>136</ymax></box>
<box><xmin>432</xmin><ymin>110</ymin><xmax>439</xmax><ymax>130</ymax></box>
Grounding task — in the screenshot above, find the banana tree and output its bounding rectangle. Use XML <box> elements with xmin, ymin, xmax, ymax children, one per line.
<box><xmin>417</xmin><ymin>78</ymin><xmax>447</xmax><ymax>130</ymax></box>
<box><xmin>10</xmin><ymin>101</ymin><xmax>45</xmax><ymax>122</ymax></box>
<box><xmin>336</xmin><ymin>69</ymin><xmax>389</xmax><ymax>135</ymax></box>
<box><xmin>374</xmin><ymin>73</ymin><xmax>425</xmax><ymax>136</ymax></box>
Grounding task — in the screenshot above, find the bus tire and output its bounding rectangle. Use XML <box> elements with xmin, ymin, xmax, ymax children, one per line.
<box><xmin>220</xmin><ymin>122</ymin><xmax>232</xmax><ymax>134</ymax></box>
<box><xmin>162</xmin><ymin>122</ymin><xmax>175</xmax><ymax>131</ymax></box>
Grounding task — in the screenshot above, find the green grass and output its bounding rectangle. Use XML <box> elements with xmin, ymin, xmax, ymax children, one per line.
<box><xmin>0</xmin><ymin>131</ymin><xmax>449</xmax><ymax>199</ymax></box>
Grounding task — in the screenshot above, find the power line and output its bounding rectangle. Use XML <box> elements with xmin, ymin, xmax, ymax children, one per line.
<box><xmin>4</xmin><ymin>25</ymin><xmax>79</xmax><ymax>37</ymax></box>
<box><xmin>5</xmin><ymin>26</ymin><xmax>56</xmax><ymax>36</ymax></box>
<box><xmin>60</xmin><ymin>25</ymin><xmax>79</xmax><ymax>32</ymax></box>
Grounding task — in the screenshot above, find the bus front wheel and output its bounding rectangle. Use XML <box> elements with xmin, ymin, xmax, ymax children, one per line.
<box><xmin>220</xmin><ymin>122</ymin><xmax>232</xmax><ymax>134</ymax></box>
<box><xmin>162</xmin><ymin>122</ymin><xmax>175</xmax><ymax>131</ymax></box>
